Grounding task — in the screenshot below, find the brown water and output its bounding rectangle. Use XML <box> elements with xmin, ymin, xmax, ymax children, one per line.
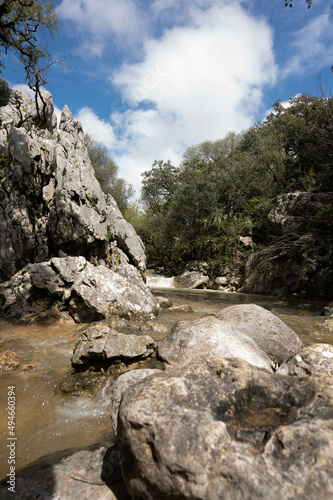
<box><xmin>0</xmin><ymin>283</ymin><xmax>332</xmax><ymax>480</ymax></box>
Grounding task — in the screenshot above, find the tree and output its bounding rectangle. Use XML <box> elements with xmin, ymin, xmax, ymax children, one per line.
<box><xmin>0</xmin><ymin>76</ymin><xmax>12</xmax><ymax>105</ymax></box>
<box><xmin>85</xmin><ymin>134</ymin><xmax>134</xmax><ymax>211</ymax></box>
<box><xmin>0</xmin><ymin>0</ymin><xmax>58</xmax><ymax>81</ymax></box>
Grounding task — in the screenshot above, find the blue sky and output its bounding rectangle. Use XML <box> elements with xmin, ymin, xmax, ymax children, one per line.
<box><xmin>2</xmin><ymin>0</ymin><xmax>333</xmax><ymax>198</ymax></box>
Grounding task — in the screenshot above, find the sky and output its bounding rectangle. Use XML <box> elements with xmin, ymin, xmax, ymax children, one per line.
<box><xmin>2</xmin><ymin>0</ymin><xmax>333</xmax><ymax>199</ymax></box>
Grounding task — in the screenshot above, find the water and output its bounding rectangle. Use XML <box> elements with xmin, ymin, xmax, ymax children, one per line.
<box><xmin>0</xmin><ymin>277</ymin><xmax>332</xmax><ymax>480</ymax></box>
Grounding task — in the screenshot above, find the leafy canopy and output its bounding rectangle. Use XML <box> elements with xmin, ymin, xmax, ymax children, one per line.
<box><xmin>138</xmin><ymin>94</ymin><xmax>333</xmax><ymax>269</ymax></box>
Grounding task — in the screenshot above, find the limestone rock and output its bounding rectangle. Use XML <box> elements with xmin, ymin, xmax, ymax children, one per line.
<box><xmin>110</xmin><ymin>369</ymin><xmax>158</xmax><ymax>434</ymax></box>
<box><xmin>117</xmin><ymin>357</ymin><xmax>333</xmax><ymax>500</ymax></box>
<box><xmin>0</xmin><ymin>351</ymin><xmax>39</xmax><ymax>371</ymax></box>
<box><xmin>157</xmin><ymin>315</ymin><xmax>273</xmax><ymax>371</ymax></box>
<box><xmin>215</xmin><ymin>304</ymin><xmax>304</xmax><ymax>364</ymax></box>
<box><xmin>174</xmin><ymin>270</ymin><xmax>209</xmax><ymax>289</ymax></box>
<box><xmin>0</xmin><ymin>89</ymin><xmax>146</xmax><ymax>283</ymax></box>
<box><xmin>0</xmin><ymin>257</ymin><xmax>158</xmax><ymax>323</ymax></box>
<box><xmin>140</xmin><ymin>320</ymin><xmax>169</xmax><ymax>334</ymax></box>
<box><xmin>278</xmin><ymin>344</ymin><xmax>333</xmax><ymax>376</ymax></box>
<box><xmin>239</xmin><ymin>192</ymin><xmax>333</xmax><ymax>300</ymax></box>
<box><xmin>156</xmin><ymin>296</ymin><xmax>173</xmax><ymax>309</ymax></box>
<box><xmin>72</xmin><ymin>324</ymin><xmax>156</xmax><ymax>367</ymax></box>
<box><xmin>166</xmin><ymin>304</ymin><xmax>194</xmax><ymax>314</ymax></box>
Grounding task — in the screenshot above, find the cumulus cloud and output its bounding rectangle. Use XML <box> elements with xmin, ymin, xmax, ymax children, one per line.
<box><xmin>70</xmin><ymin>1</ymin><xmax>277</xmax><ymax>197</ymax></box>
<box><xmin>76</xmin><ymin>107</ymin><xmax>118</xmax><ymax>148</ymax></box>
<box><xmin>56</xmin><ymin>0</ymin><xmax>146</xmax><ymax>56</ymax></box>
<box><xmin>282</xmin><ymin>12</ymin><xmax>333</xmax><ymax>77</ymax></box>
<box><xmin>108</xmin><ymin>2</ymin><xmax>277</xmax><ymax>195</ymax></box>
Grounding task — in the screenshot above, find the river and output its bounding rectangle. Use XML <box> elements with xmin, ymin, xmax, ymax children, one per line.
<box><xmin>0</xmin><ymin>275</ymin><xmax>332</xmax><ymax>480</ymax></box>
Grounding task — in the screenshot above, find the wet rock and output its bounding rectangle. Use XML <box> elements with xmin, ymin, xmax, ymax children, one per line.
<box><xmin>214</xmin><ymin>304</ymin><xmax>304</xmax><ymax>364</ymax></box>
<box><xmin>214</xmin><ymin>276</ymin><xmax>228</xmax><ymax>286</ymax></box>
<box><xmin>117</xmin><ymin>357</ymin><xmax>333</xmax><ymax>500</ymax></box>
<box><xmin>110</xmin><ymin>369</ymin><xmax>158</xmax><ymax>434</ymax></box>
<box><xmin>167</xmin><ymin>305</ymin><xmax>194</xmax><ymax>314</ymax></box>
<box><xmin>140</xmin><ymin>320</ymin><xmax>169</xmax><ymax>334</ymax></box>
<box><xmin>59</xmin><ymin>372</ymin><xmax>108</xmax><ymax>396</ymax></box>
<box><xmin>174</xmin><ymin>270</ymin><xmax>209</xmax><ymax>289</ymax></box>
<box><xmin>324</xmin><ymin>301</ymin><xmax>333</xmax><ymax>316</ymax></box>
<box><xmin>0</xmin><ymin>442</ymin><xmax>130</xmax><ymax>500</ymax></box>
<box><xmin>156</xmin><ymin>296</ymin><xmax>173</xmax><ymax>309</ymax></box>
<box><xmin>157</xmin><ymin>315</ymin><xmax>273</xmax><ymax>371</ymax></box>
<box><xmin>0</xmin><ymin>351</ymin><xmax>39</xmax><ymax>371</ymax></box>
<box><xmin>322</xmin><ymin>318</ymin><xmax>333</xmax><ymax>333</ymax></box>
<box><xmin>278</xmin><ymin>344</ymin><xmax>333</xmax><ymax>376</ymax></box>
<box><xmin>72</xmin><ymin>324</ymin><xmax>156</xmax><ymax>368</ymax></box>
<box><xmin>0</xmin><ymin>257</ymin><xmax>158</xmax><ymax>323</ymax></box>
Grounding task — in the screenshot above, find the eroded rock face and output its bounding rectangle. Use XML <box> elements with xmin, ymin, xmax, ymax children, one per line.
<box><xmin>214</xmin><ymin>304</ymin><xmax>304</xmax><ymax>364</ymax></box>
<box><xmin>0</xmin><ymin>257</ymin><xmax>158</xmax><ymax>323</ymax></box>
<box><xmin>0</xmin><ymin>89</ymin><xmax>146</xmax><ymax>283</ymax></box>
<box><xmin>117</xmin><ymin>357</ymin><xmax>333</xmax><ymax>500</ymax></box>
<box><xmin>239</xmin><ymin>192</ymin><xmax>333</xmax><ymax>300</ymax></box>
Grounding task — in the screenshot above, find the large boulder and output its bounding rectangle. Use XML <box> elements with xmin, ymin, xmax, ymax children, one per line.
<box><xmin>0</xmin><ymin>257</ymin><xmax>158</xmax><ymax>323</ymax></box>
<box><xmin>157</xmin><ymin>314</ymin><xmax>274</xmax><ymax>371</ymax></box>
<box><xmin>214</xmin><ymin>304</ymin><xmax>304</xmax><ymax>364</ymax></box>
<box><xmin>0</xmin><ymin>89</ymin><xmax>146</xmax><ymax>283</ymax></box>
<box><xmin>239</xmin><ymin>192</ymin><xmax>333</xmax><ymax>300</ymax></box>
<box><xmin>117</xmin><ymin>357</ymin><xmax>333</xmax><ymax>500</ymax></box>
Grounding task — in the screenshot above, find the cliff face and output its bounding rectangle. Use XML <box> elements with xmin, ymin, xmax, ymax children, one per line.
<box><xmin>0</xmin><ymin>89</ymin><xmax>146</xmax><ymax>282</ymax></box>
<box><xmin>239</xmin><ymin>192</ymin><xmax>333</xmax><ymax>300</ymax></box>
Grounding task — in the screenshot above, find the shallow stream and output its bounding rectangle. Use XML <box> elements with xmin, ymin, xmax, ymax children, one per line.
<box><xmin>0</xmin><ymin>275</ymin><xmax>332</xmax><ymax>480</ymax></box>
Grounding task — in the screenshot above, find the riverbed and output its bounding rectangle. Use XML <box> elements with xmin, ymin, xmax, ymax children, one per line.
<box><xmin>0</xmin><ymin>278</ymin><xmax>332</xmax><ymax>480</ymax></box>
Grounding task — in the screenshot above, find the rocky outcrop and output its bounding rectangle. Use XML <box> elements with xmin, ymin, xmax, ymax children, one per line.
<box><xmin>0</xmin><ymin>256</ymin><xmax>158</xmax><ymax>323</ymax></box>
<box><xmin>116</xmin><ymin>356</ymin><xmax>333</xmax><ymax>500</ymax></box>
<box><xmin>239</xmin><ymin>192</ymin><xmax>333</xmax><ymax>299</ymax></box>
<box><xmin>0</xmin><ymin>89</ymin><xmax>146</xmax><ymax>283</ymax></box>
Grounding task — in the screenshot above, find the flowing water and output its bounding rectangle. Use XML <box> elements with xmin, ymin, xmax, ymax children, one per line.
<box><xmin>0</xmin><ymin>274</ymin><xmax>332</xmax><ymax>480</ymax></box>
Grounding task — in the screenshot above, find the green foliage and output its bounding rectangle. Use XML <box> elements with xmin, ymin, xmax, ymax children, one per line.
<box><xmin>85</xmin><ymin>134</ymin><xmax>134</xmax><ymax>211</ymax></box>
<box><xmin>136</xmin><ymin>93</ymin><xmax>333</xmax><ymax>271</ymax></box>
<box><xmin>0</xmin><ymin>0</ymin><xmax>58</xmax><ymax>86</ymax></box>
<box><xmin>0</xmin><ymin>77</ymin><xmax>12</xmax><ymax>106</ymax></box>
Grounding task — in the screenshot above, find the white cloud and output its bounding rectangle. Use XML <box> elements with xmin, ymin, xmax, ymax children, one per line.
<box><xmin>56</xmin><ymin>0</ymin><xmax>146</xmax><ymax>56</ymax></box>
<box><xmin>282</xmin><ymin>12</ymin><xmax>333</xmax><ymax>77</ymax></box>
<box><xmin>69</xmin><ymin>2</ymin><xmax>277</xmax><ymax>198</ymax></box>
<box><xmin>76</xmin><ymin>107</ymin><xmax>117</xmax><ymax>148</ymax></box>
<box><xmin>12</xmin><ymin>84</ymin><xmax>35</xmax><ymax>99</ymax></box>
<box><xmin>109</xmin><ymin>3</ymin><xmax>276</xmax><ymax>196</ymax></box>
